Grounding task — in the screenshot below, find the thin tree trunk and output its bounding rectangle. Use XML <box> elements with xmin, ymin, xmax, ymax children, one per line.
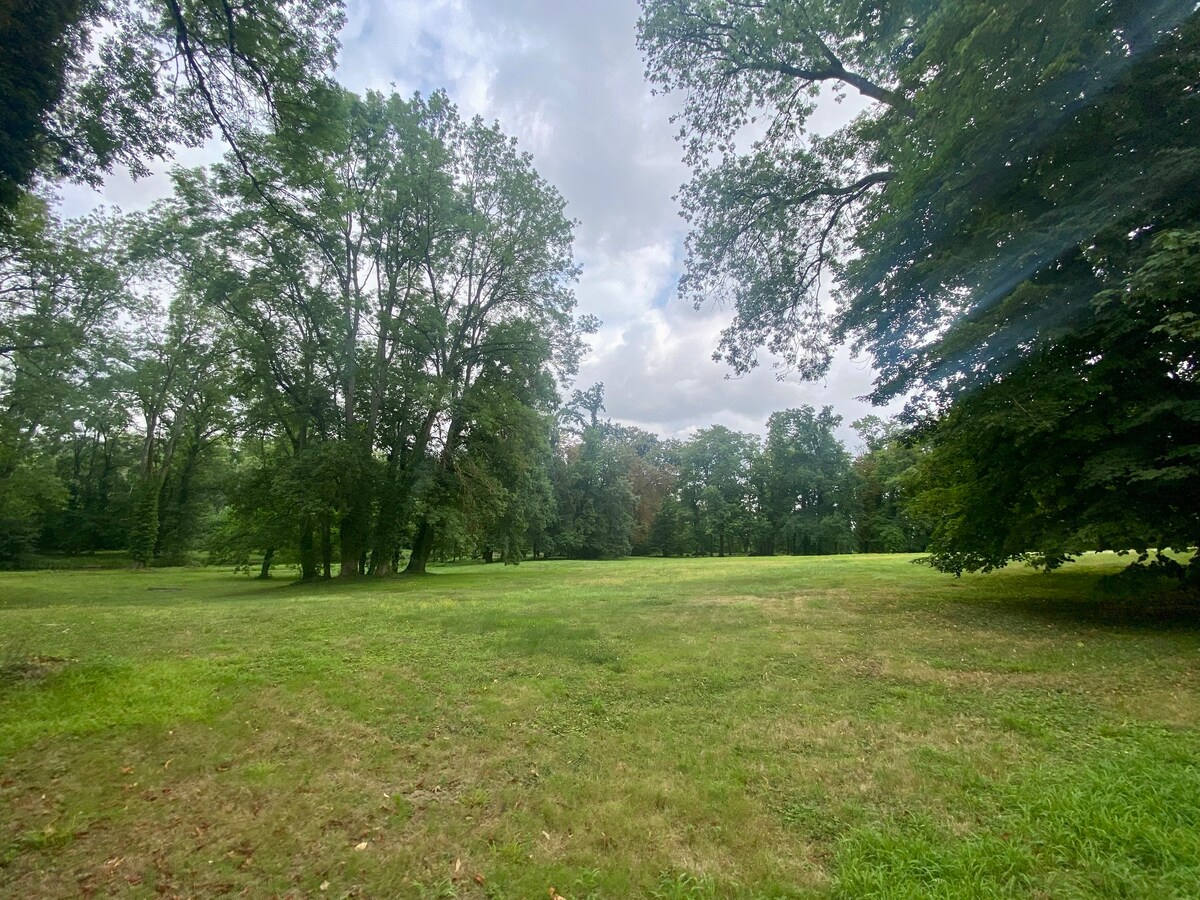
<box><xmin>321</xmin><ymin>515</ymin><xmax>333</xmax><ymax>579</ymax></box>
<box><xmin>257</xmin><ymin>547</ymin><xmax>275</xmax><ymax>579</ymax></box>
<box><xmin>299</xmin><ymin>518</ymin><xmax>318</xmax><ymax>581</ymax></box>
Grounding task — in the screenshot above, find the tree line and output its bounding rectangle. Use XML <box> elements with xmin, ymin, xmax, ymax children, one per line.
<box><xmin>7</xmin><ymin>0</ymin><xmax>1194</xmax><ymax>582</ymax></box>
<box><xmin>515</xmin><ymin>395</ymin><xmax>930</xmax><ymax>564</ymax></box>
<box><xmin>1</xmin><ymin>295</ymin><xmax>930</xmax><ymax>571</ymax></box>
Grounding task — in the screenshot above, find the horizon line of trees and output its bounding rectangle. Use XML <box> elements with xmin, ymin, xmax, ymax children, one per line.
<box><xmin>561</xmin><ymin>401</ymin><xmax>930</xmax><ymax>564</ymax></box>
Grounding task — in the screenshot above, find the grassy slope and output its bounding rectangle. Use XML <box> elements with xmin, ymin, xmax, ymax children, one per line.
<box><xmin>0</xmin><ymin>555</ymin><xmax>1197</xmax><ymax>898</ymax></box>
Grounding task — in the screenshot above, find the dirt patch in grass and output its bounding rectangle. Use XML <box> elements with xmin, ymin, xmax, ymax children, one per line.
<box><xmin>0</xmin><ymin>655</ymin><xmax>74</xmax><ymax>684</ymax></box>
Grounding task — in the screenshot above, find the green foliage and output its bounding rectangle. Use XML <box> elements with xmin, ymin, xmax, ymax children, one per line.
<box><xmin>759</xmin><ymin>406</ymin><xmax>855</xmax><ymax>555</ymax></box>
<box><xmin>851</xmin><ymin>416</ymin><xmax>930</xmax><ymax>554</ymax></box>
<box><xmin>648</xmin><ymin>492</ymin><xmax>692</xmax><ymax>557</ymax></box>
<box><xmin>553</xmin><ymin>426</ymin><xmax>638</xmax><ymax>559</ymax></box>
<box><xmin>126</xmin><ymin>478</ymin><xmax>159</xmax><ymax>567</ymax></box>
<box><xmin>675</xmin><ymin>425</ymin><xmax>759</xmax><ymax>556</ymax></box>
<box><xmin>0</xmin><ymin>0</ymin><xmax>345</xmax><ymax>216</ymax></box>
<box><xmin>0</xmin><ymin>0</ymin><xmax>90</xmax><ymax>212</ymax></box>
<box><xmin>0</xmin><ymin>455</ymin><xmax>67</xmax><ymax>568</ymax></box>
<box><xmin>640</xmin><ymin>0</ymin><xmax>1200</xmax><ymax>578</ymax></box>
<box><xmin>0</xmin><ymin>196</ymin><xmax>137</xmax><ymax>562</ymax></box>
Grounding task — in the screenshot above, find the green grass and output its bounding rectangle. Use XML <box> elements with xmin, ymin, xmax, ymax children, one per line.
<box><xmin>1</xmin><ymin>554</ymin><xmax>1197</xmax><ymax>897</ymax></box>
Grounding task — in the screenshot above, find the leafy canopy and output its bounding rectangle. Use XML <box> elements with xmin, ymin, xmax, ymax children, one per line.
<box><xmin>640</xmin><ymin>0</ymin><xmax>1200</xmax><ymax>576</ymax></box>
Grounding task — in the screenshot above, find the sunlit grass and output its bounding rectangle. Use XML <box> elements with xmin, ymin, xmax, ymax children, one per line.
<box><xmin>1</xmin><ymin>555</ymin><xmax>1197</xmax><ymax>897</ymax></box>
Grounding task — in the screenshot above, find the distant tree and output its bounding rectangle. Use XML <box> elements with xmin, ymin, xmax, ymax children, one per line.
<box><xmin>39</xmin><ymin>381</ymin><xmax>138</xmax><ymax>555</ymax></box>
<box><xmin>0</xmin><ymin>197</ymin><xmax>131</xmax><ymax>563</ymax></box>
<box><xmin>567</xmin><ymin>382</ymin><xmax>607</xmax><ymax>430</ymax></box>
<box><xmin>206</xmin><ymin>450</ymin><xmax>297</xmax><ymax>578</ymax></box>
<box><xmin>759</xmin><ymin>407</ymin><xmax>855</xmax><ymax>556</ymax></box>
<box><xmin>850</xmin><ymin>416</ymin><xmax>929</xmax><ymax>554</ymax></box>
<box><xmin>606</xmin><ymin>424</ymin><xmax>678</xmax><ymax>555</ymax></box>
<box><xmin>677</xmin><ymin>425</ymin><xmax>759</xmax><ymax>557</ymax></box>
<box><xmin>553</xmin><ymin>426</ymin><xmax>637</xmax><ymax>560</ymax></box>
<box><xmin>124</xmin><ymin>301</ymin><xmax>228</xmax><ymax>566</ymax></box>
<box><xmin>647</xmin><ymin>492</ymin><xmax>694</xmax><ymax>558</ymax></box>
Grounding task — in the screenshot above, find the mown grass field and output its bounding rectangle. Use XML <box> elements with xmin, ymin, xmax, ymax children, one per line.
<box><xmin>1</xmin><ymin>555</ymin><xmax>1198</xmax><ymax>898</ymax></box>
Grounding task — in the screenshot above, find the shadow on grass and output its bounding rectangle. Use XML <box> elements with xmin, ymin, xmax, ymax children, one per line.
<box><xmin>0</xmin><ymin>566</ymin><xmax>493</xmax><ymax>610</ymax></box>
<box><xmin>935</xmin><ymin>571</ymin><xmax>1200</xmax><ymax>632</ymax></box>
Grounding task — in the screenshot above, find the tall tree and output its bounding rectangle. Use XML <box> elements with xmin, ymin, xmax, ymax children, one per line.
<box><xmin>0</xmin><ymin>197</ymin><xmax>131</xmax><ymax>564</ymax></box>
<box><xmin>401</xmin><ymin>112</ymin><xmax>587</xmax><ymax>574</ymax></box>
<box><xmin>640</xmin><ymin>0</ymin><xmax>1200</xmax><ymax>576</ymax></box>
<box><xmin>552</xmin><ymin>425</ymin><xmax>637</xmax><ymax>560</ymax></box>
<box><xmin>850</xmin><ymin>416</ymin><xmax>929</xmax><ymax>554</ymax></box>
<box><xmin>759</xmin><ymin>406</ymin><xmax>855</xmax><ymax>556</ymax></box>
<box><xmin>677</xmin><ymin>425</ymin><xmax>759</xmax><ymax>557</ymax></box>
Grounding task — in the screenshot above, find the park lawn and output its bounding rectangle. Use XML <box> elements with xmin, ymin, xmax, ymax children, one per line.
<box><xmin>1</xmin><ymin>555</ymin><xmax>1198</xmax><ymax>898</ymax></box>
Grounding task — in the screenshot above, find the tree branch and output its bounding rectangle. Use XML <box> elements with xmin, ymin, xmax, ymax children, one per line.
<box><xmin>731</xmin><ymin>60</ymin><xmax>905</xmax><ymax>108</ymax></box>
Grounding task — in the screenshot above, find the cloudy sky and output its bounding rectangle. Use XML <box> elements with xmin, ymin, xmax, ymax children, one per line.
<box><xmin>62</xmin><ymin>0</ymin><xmax>897</xmax><ymax>448</ymax></box>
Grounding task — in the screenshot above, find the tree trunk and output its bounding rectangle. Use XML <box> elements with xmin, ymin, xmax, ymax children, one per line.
<box><xmin>299</xmin><ymin>518</ymin><xmax>318</xmax><ymax>581</ymax></box>
<box><xmin>339</xmin><ymin>545</ymin><xmax>359</xmax><ymax>577</ymax></box>
<box><xmin>404</xmin><ymin>520</ymin><xmax>435</xmax><ymax>575</ymax></box>
<box><xmin>369</xmin><ymin>456</ymin><xmax>404</xmax><ymax>576</ymax></box>
<box><xmin>339</xmin><ymin>497</ymin><xmax>369</xmax><ymax>577</ymax></box>
<box><xmin>257</xmin><ymin>547</ymin><xmax>275</xmax><ymax>579</ymax></box>
<box><xmin>129</xmin><ymin>477</ymin><xmax>160</xmax><ymax>568</ymax></box>
<box><xmin>321</xmin><ymin>515</ymin><xmax>333</xmax><ymax>579</ymax></box>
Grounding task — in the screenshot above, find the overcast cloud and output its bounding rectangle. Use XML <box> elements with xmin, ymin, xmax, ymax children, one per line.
<box><xmin>59</xmin><ymin>0</ymin><xmax>898</xmax><ymax>449</ymax></box>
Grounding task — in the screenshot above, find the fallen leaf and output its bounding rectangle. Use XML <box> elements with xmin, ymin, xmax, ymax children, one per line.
<box><xmin>454</xmin><ymin>858</ymin><xmax>462</xmax><ymax>873</ymax></box>
<box><xmin>354</xmin><ymin>841</ymin><xmax>368</xmax><ymax>851</ymax></box>
<box><xmin>120</xmin><ymin>766</ymin><xmax>134</xmax><ymax>775</ymax></box>
<box><xmin>319</xmin><ymin>881</ymin><xmax>330</xmax><ymax>892</ymax></box>
<box><xmin>474</xmin><ymin>873</ymin><xmax>486</xmax><ymax>885</ymax></box>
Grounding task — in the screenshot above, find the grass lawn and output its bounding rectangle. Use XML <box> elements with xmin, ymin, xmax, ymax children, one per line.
<box><xmin>1</xmin><ymin>554</ymin><xmax>1198</xmax><ymax>898</ymax></box>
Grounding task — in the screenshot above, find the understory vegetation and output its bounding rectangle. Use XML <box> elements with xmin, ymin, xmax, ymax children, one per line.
<box><xmin>2</xmin><ymin>555</ymin><xmax>1198</xmax><ymax>898</ymax></box>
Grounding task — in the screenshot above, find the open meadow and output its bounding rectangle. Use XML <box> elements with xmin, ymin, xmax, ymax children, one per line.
<box><xmin>2</xmin><ymin>555</ymin><xmax>1198</xmax><ymax>898</ymax></box>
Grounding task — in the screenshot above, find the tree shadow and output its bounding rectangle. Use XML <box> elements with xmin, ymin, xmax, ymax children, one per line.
<box><xmin>935</xmin><ymin>572</ymin><xmax>1200</xmax><ymax>633</ymax></box>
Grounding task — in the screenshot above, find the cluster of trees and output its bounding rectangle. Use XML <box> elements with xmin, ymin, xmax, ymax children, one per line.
<box><xmin>1</xmin><ymin>0</ymin><xmax>597</xmax><ymax>575</ymax></box>
<box><xmin>0</xmin><ymin>1</ymin><xmax>925</xmax><ymax>575</ymax></box>
<box><xmin>540</xmin><ymin>395</ymin><xmax>929</xmax><ymax>562</ymax></box>
<box><xmin>1</xmin><ymin>86</ymin><xmax>596</xmax><ymax>576</ymax></box>
<box><xmin>639</xmin><ymin>0</ymin><xmax>1200</xmax><ymax>580</ymax></box>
